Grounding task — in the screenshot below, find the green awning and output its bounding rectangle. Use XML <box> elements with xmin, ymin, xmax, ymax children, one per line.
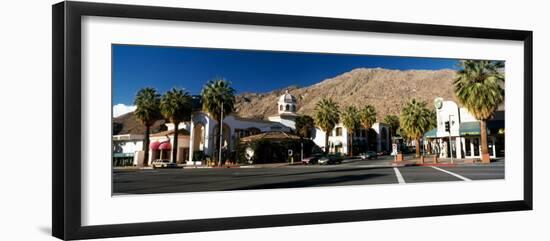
<box><xmin>424</xmin><ymin>128</ymin><xmax>438</xmax><ymax>138</ymax></box>
<box><xmin>459</xmin><ymin>122</ymin><xmax>490</xmax><ymax>135</ymax></box>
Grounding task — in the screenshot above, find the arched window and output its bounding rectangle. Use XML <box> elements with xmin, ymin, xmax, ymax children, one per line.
<box><xmin>285</xmin><ymin>104</ymin><xmax>290</xmax><ymax>111</ymax></box>
<box><xmin>291</xmin><ymin>105</ymin><xmax>296</xmax><ymax>112</ymax></box>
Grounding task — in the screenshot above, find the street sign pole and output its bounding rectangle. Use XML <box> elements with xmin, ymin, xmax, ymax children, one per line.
<box><xmin>448</xmin><ymin>115</ymin><xmax>454</xmax><ymax>164</ymax></box>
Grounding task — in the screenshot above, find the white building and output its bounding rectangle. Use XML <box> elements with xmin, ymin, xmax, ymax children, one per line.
<box><xmin>312</xmin><ymin>122</ymin><xmax>390</xmax><ymax>155</ymax></box>
<box><xmin>134</xmin><ymin>91</ymin><xmax>391</xmax><ymax>165</ymax></box>
<box><xmin>112</xmin><ymin>134</ymin><xmax>143</xmax><ymax>166</ymax></box>
<box><xmin>423</xmin><ymin>98</ymin><xmax>504</xmax><ymax>159</ymax></box>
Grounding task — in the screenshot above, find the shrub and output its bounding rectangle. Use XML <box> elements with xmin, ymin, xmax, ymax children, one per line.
<box><xmin>236</xmin><ymin>138</ymin><xmax>322</xmax><ymax>164</ymax></box>
<box><xmin>192</xmin><ymin>150</ymin><xmax>206</xmax><ymax>163</ymax></box>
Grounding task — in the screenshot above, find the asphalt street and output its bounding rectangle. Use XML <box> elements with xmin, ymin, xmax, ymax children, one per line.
<box><xmin>113</xmin><ymin>157</ymin><xmax>505</xmax><ymax>195</ymax></box>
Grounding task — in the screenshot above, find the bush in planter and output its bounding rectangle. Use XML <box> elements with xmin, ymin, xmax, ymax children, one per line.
<box><xmin>236</xmin><ymin>142</ymin><xmax>251</xmax><ymax>164</ymax></box>
<box><xmin>192</xmin><ymin>150</ymin><xmax>206</xmax><ymax>163</ymax></box>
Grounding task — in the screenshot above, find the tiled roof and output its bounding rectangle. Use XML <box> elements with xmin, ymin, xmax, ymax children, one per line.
<box><xmin>150</xmin><ymin>128</ymin><xmax>190</xmax><ymax>137</ymax></box>
<box><xmin>239</xmin><ymin>131</ymin><xmax>300</xmax><ymax>142</ymax></box>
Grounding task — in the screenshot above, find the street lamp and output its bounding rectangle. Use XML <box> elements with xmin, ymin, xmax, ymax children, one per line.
<box><xmin>218</xmin><ymin>102</ymin><xmax>224</xmax><ymax>167</ymax></box>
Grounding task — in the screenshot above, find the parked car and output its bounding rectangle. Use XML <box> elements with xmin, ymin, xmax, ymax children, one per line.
<box><xmin>359</xmin><ymin>151</ymin><xmax>378</xmax><ymax>160</ymax></box>
<box><xmin>318</xmin><ymin>154</ymin><xmax>343</xmax><ymax>165</ymax></box>
<box><xmin>302</xmin><ymin>153</ymin><xmax>323</xmax><ymax>165</ymax></box>
<box><xmin>151</xmin><ymin>159</ymin><xmax>177</xmax><ymax>169</ymax></box>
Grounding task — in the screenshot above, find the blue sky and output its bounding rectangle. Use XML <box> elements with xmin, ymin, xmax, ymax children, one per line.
<box><xmin>112</xmin><ymin>44</ymin><xmax>460</xmax><ymax>115</ymax></box>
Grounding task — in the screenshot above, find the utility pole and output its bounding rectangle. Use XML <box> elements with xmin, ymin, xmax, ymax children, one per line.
<box><xmin>218</xmin><ymin>103</ymin><xmax>224</xmax><ymax>167</ymax></box>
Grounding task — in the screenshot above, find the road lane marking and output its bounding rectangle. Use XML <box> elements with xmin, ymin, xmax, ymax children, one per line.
<box><xmin>393</xmin><ymin>167</ymin><xmax>406</xmax><ymax>184</ymax></box>
<box><xmin>430</xmin><ymin>166</ymin><xmax>472</xmax><ymax>181</ymax></box>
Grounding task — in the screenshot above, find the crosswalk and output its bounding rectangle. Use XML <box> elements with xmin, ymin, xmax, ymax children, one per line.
<box><xmin>429</xmin><ymin>166</ymin><xmax>472</xmax><ymax>181</ymax></box>
<box><xmin>393</xmin><ymin>167</ymin><xmax>406</xmax><ymax>184</ymax></box>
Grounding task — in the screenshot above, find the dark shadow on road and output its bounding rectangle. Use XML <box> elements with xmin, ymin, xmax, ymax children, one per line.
<box><xmin>269</xmin><ymin>166</ymin><xmax>395</xmax><ymax>178</ymax></box>
<box><xmin>226</xmin><ymin>173</ymin><xmax>389</xmax><ymax>190</ymax></box>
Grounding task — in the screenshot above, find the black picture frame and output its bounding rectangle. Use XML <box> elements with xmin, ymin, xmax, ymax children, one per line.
<box><xmin>52</xmin><ymin>1</ymin><xmax>533</xmax><ymax>240</ymax></box>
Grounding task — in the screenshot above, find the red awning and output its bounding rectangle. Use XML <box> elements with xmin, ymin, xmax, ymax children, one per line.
<box><xmin>149</xmin><ymin>141</ymin><xmax>161</xmax><ymax>150</ymax></box>
<box><xmin>158</xmin><ymin>142</ymin><xmax>172</xmax><ymax>150</ymax></box>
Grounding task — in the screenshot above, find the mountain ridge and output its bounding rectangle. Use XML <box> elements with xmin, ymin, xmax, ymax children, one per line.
<box><xmin>114</xmin><ymin>67</ymin><xmax>459</xmax><ymax>135</ymax></box>
<box><xmin>234</xmin><ymin>67</ymin><xmax>458</xmax><ymax>120</ymax></box>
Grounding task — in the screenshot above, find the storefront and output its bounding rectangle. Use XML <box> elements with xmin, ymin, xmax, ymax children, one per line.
<box><xmin>424</xmin><ymin>98</ymin><xmax>504</xmax><ymax>160</ymax></box>
<box><xmin>112</xmin><ymin>134</ymin><xmax>144</xmax><ymax>166</ymax></box>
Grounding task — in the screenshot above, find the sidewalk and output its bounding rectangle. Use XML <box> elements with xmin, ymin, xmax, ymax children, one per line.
<box><xmin>181</xmin><ymin>162</ymin><xmax>292</xmax><ymax>169</ymax></box>
<box><xmin>393</xmin><ymin>156</ymin><xmax>503</xmax><ymax>167</ymax></box>
<box><xmin>114</xmin><ymin>157</ymin><xmax>502</xmax><ymax>170</ymax></box>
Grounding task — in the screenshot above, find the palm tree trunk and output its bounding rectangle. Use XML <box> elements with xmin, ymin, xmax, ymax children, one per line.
<box><xmin>172</xmin><ymin>122</ymin><xmax>179</xmax><ymax>164</ymax></box>
<box><xmin>480</xmin><ymin>120</ymin><xmax>490</xmax><ymax>163</ymax></box>
<box><xmin>325</xmin><ymin>132</ymin><xmax>329</xmax><ymax>154</ymax></box>
<box><xmin>143</xmin><ymin>125</ymin><xmax>150</xmax><ymax>166</ymax></box>
<box><xmin>415</xmin><ymin>137</ymin><xmax>420</xmax><ymax>158</ymax></box>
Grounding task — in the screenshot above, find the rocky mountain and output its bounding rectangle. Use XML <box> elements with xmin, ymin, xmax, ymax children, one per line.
<box><xmin>113</xmin><ymin>112</ymin><xmax>166</xmax><ymax>135</ymax></box>
<box><xmin>114</xmin><ymin>68</ymin><xmax>459</xmax><ymax>133</ymax></box>
<box><xmin>234</xmin><ymin>68</ymin><xmax>458</xmax><ymax>120</ymax></box>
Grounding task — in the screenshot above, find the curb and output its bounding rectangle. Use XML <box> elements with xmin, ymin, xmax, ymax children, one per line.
<box><xmin>413</xmin><ymin>163</ymin><xmax>458</xmax><ymax>167</ymax></box>
<box><xmin>182</xmin><ymin>165</ymin><xmax>243</xmax><ymax>169</ymax></box>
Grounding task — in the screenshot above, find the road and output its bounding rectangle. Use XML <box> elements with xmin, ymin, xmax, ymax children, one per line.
<box><xmin>113</xmin><ymin>158</ymin><xmax>505</xmax><ymax>195</ymax></box>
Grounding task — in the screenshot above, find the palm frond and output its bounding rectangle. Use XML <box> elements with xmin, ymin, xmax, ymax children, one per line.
<box><xmin>313</xmin><ymin>98</ymin><xmax>340</xmax><ymax>133</ymax></box>
<box><xmin>454</xmin><ymin>60</ymin><xmax>504</xmax><ymax>120</ymax></box>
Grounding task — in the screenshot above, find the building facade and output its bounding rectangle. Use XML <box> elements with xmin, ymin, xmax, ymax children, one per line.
<box><xmin>112</xmin><ymin>134</ymin><xmax>143</xmax><ymax>166</ymax></box>
<box><xmin>128</xmin><ymin>91</ymin><xmax>391</xmax><ymax>165</ymax></box>
<box><xmin>423</xmin><ymin>98</ymin><xmax>504</xmax><ymax>159</ymax></box>
<box><xmin>311</xmin><ymin>122</ymin><xmax>391</xmax><ymax>155</ymax></box>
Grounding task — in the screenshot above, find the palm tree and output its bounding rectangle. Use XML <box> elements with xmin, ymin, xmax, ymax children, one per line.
<box><xmin>314</xmin><ymin>98</ymin><xmax>340</xmax><ymax>154</ymax></box>
<box><xmin>454</xmin><ymin>60</ymin><xmax>504</xmax><ymax>163</ymax></box>
<box><xmin>295</xmin><ymin>115</ymin><xmax>315</xmax><ymax>139</ymax></box>
<box><xmin>400</xmin><ymin>99</ymin><xmax>435</xmax><ymax>158</ymax></box>
<box><xmin>201</xmin><ymin>79</ymin><xmax>236</xmax><ymax>166</ymax></box>
<box><xmin>384</xmin><ymin>115</ymin><xmax>400</xmax><ymax>139</ymax></box>
<box><xmin>160</xmin><ymin>88</ymin><xmax>192</xmax><ymax>164</ymax></box>
<box><xmin>359</xmin><ymin>105</ymin><xmax>377</xmax><ymax>151</ymax></box>
<box><xmin>295</xmin><ymin>115</ymin><xmax>315</xmax><ymax>160</ymax></box>
<box><xmin>134</xmin><ymin>88</ymin><xmax>161</xmax><ymax>166</ymax></box>
<box><xmin>341</xmin><ymin>106</ymin><xmax>361</xmax><ymax>156</ymax></box>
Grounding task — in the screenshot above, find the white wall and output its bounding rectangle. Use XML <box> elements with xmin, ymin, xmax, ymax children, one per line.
<box><xmin>436</xmin><ymin>100</ymin><xmax>461</xmax><ymax>137</ymax></box>
<box><xmin>117</xmin><ymin>140</ymin><xmax>143</xmax><ymax>154</ymax></box>
<box><xmin>0</xmin><ymin>1</ymin><xmax>548</xmax><ymax>241</ymax></box>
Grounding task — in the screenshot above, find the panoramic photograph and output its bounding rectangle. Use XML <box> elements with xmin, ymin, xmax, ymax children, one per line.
<box><xmin>111</xmin><ymin>44</ymin><xmax>505</xmax><ymax>195</ymax></box>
